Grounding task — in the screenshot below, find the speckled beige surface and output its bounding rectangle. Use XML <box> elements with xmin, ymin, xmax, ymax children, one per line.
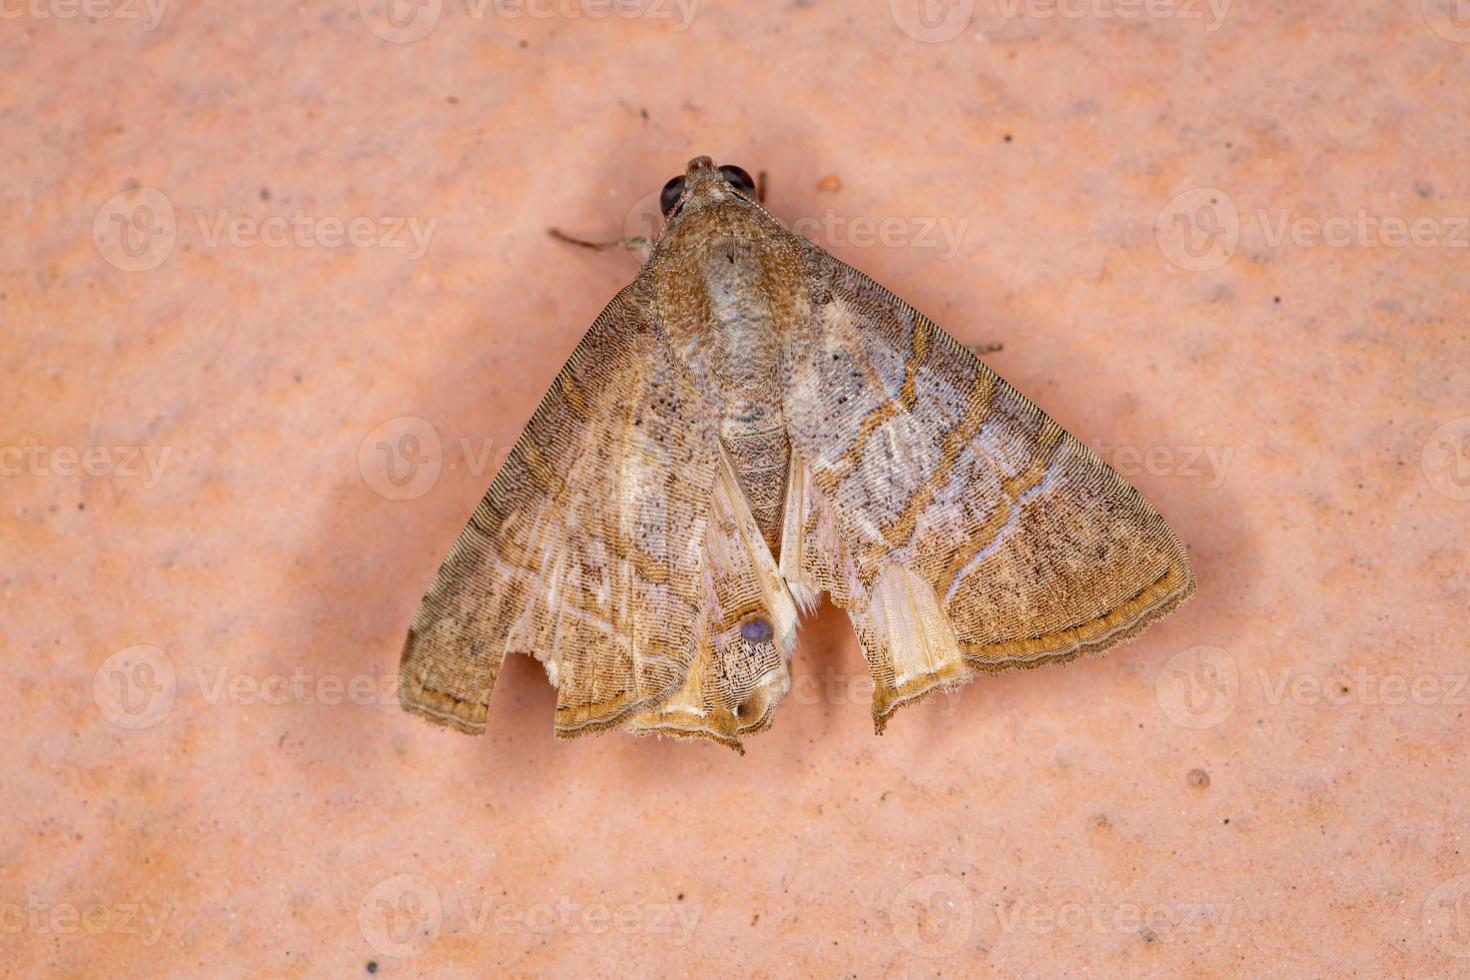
<box><xmin>3</xmin><ymin>1</ymin><xmax>1468</xmax><ymax>975</ymax></box>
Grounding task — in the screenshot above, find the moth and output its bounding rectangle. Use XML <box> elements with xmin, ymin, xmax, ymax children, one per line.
<box><xmin>399</xmin><ymin>156</ymin><xmax>1194</xmax><ymax>751</ymax></box>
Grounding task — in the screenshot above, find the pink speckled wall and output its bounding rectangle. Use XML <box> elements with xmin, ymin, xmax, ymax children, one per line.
<box><xmin>3</xmin><ymin>0</ymin><xmax>1468</xmax><ymax>975</ymax></box>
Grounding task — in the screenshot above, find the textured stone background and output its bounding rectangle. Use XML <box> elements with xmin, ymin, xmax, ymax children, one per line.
<box><xmin>4</xmin><ymin>0</ymin><xmax>1468</xmax><ymax>974</ymax></box>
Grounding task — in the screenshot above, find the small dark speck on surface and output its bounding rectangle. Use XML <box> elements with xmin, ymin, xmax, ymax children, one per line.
<box><xmin>518</xmin><ymin>38</ymin><xmax>528</xmax><ymax>48</ymax></box>
<box><xmin>77</xmin><ymin>502</ymin><xmax>85</xmax><ymax>511</ymax></box>
<box><xmin>1003</xmin><ymin>133</ymin><xmax>1013</xmax><ymax>142</ymax></box>
<box><xmin>366</xmin><ymin>962</ymin><xmax>378</xmax><ymax>974</ymax></box>
<box><xmin>259</xmin><ymin>187</ymin><xmax>270</xmax><ymax>201</ymax></box>
<box><xmin>1188</xmin><ymin>768</ymin><xmax>1210</xmax><ymax>789</ymax></box>
<box><xmin>1273</xmin><ymin>296</ymin><xmax>1281</xmax><ymax>304</ymax></box>
<box><xmin>447</xmin><ymin>95</ymin><xmax>459</xmax><ymax>104</ymax></box>
<box><xmin>640</xmin><ymin>108</ymin><xmax>649</xmax><ymax>120</ymax></box>
<box><xmin>1141</xmin><ymin>928</ymin><xmax>1158</xmax><ymax>944</ymax></box>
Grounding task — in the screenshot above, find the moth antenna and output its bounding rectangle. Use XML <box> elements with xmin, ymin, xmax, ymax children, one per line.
<box><xmin>547</xmin><ymin>228</ymin><xmax>653</xmax><ymax>262</ymax></box>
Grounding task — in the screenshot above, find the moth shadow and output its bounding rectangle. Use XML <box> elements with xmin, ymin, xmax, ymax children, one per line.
<box><xmin>254</xmin><ymin>498</ymin><xmax>574</xmax><ymax>820</ymax></box>
<box><xmin>900</xmin><ymin>463</ymin><xmax>1249</xmax><ymax>753</ymax></box>
<box><xmin>780</xmin><ymin>597</ymin><xmax>872</xmax><ymax>738</ymax></box>
<box><xmin>253</xmin><ymin>293</ymin><xmax>597</xmax><ymax>821</ymax></box>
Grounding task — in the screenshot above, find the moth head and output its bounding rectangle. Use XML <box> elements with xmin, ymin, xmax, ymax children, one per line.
<box><xmin>659</xmin><ymin>156</ymin><xmax>759</xmax><ymax>221</ymax></box>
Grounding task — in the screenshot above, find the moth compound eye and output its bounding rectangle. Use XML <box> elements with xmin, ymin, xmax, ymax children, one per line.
<box><xmin>719</xmin><ymin>165</ymin><xmax>756</xmax><ymax>198</ymax></box>
<box><xmin>659</xmin><ymin>175</ymin><xmax>686</xmax><ymax>217</ymax></box>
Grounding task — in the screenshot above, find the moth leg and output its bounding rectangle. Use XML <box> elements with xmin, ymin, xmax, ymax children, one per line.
<box><xmin>756</xmin><ymin>170</ymin><xmax>769</xmax><ymax>204</ymax></box>
<box><xmin>548</xmin><ymin>228</ymin><xmax>653</xmax><ymax>262</ymax></box>
<box><xmin>965</xmin><ymin>341</ymin><xmax>1004</xmax><ymax>355</ymax></box>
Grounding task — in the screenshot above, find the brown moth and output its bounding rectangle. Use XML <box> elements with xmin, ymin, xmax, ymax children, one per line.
<box><xmin>399</xmin><ymin>156</ymin><xmax>1194</xmax><ymax>751</ymax></box>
